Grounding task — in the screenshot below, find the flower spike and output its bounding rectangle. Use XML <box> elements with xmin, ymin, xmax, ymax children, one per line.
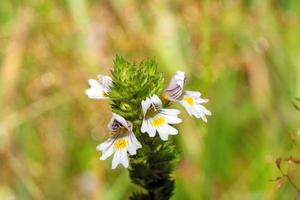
<box><xmin>85</xmin><ymin>75</ymin><xmax>112</xmax><ymax>100</ymax></box>
<box><xmin>87</xmin><ymin>57</ymin><xmax>211</xmax><ymax>199</ymax></box>
<box><xmin>96</xmin><ymin>113</ymin><xmax>141</xmax><ymax>169</ymax></box>
<box><xmin>141</xmin><ymin>95</ymin><xmax>182</xmax><ymax>141</ymax></box>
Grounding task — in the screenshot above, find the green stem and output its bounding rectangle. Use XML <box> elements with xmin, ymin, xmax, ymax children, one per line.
<box><xmin>129</xmin><ymin>131</ymin><xmax>177</xmax><ymax>200</ymax></box>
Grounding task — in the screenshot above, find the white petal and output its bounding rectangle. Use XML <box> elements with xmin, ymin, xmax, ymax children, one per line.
<box><xmin>157</xmin><ymin>131</ymin><xmax>168</xmax><ymax>141</ymax></box>
<box><xmin>111</xmin><ymin>149</ymin><xmax>129</xmax><ymax>169</ymax></box>
<box><xmin>141</xmin><ymin>119</ymin><xmax>148</xmax><ymax>133</ymax></box>
<box><xmin>85</xmin><ymin>88</ymin><xmax>107</xmax><ymax>100</ymax></box>
<box><xmin>127</xmin><ymin>132</ymin><xmax>142</xmax><ymax>155</ymax></box>
<box><xmin>156</xmin><ymin>124</ymin><xmax>178</xmax><ymax>141</ymax></box>
<box><xmin>119</xmin><ymin>149</ymin><xmax>129</xmax><ymax>168</ymax></box>
<box><xmin>185</xmin><ymin>91</ymin><xmax>209</xmax><ymax>103</ymax></box>
<box><xmin>85</xmin><ymin>79</ymin><xmax>107</xmax><ymax>99</ymax></box>
<box><xmin>192</xmin><ymin>109</ymin><xmax>207</xmax><ymax>122</ymax></box>
<box><xmin>195</xmin><ymin>105</ymin><xmax>211</xmax><ymax>116</ymax></box>
<box><xmin>160</xmin><ymin>108</ymin><xmax>180</xmax><ymax>115</ymax></box>
<box><xmin>179</xmin><ymin>101</ymin><xmax>195</xmax><ymax>116</ymax></box>
<box><xmin>162</xmin><ymin>113</ymin><xmax>182</xmax><ymax>124</ymax></box>
<box><xmin>141</xmin><ymin>97</ymin><xmax>152</xmax><ymax>116</ymax></box>
<box><xmin>162</xmin><ymin>123</ymin><xmax>178</xmax><ymax>135</ymax></box>
<box><xmin>150</xmin><ymin>94</ymin><xmax>162</xmax><ymax>107</ymax></box>
<box><xmin>88</xmin><ymin>79</ymin><xmax>100</xmax><ymax>87</ymax></box>
<box><xmin>96</xmin><ymin>137</ymin><xmax>115</xmax><ymax>160</ymax></box>
<box><xmin>85</xmin><ymin>79</ymin><xmax>109</xmax><ymax>100</ymax></box>
<box><xmin>175</xmin><ymin>71</ymin><xmax>186</xmax><ymax>82</ymax></box>
<box><xmin>193</xmin><ymin>105</ymin><xmax>211</xmax><ymax>122</ymax></box>
<box><xmin>98</xmin><ymin>75</ymin><xmax>112</xmax><ymax>94</ymax></box>
<box><xmin>164</xmin><ymin>124</ymin><xmax>178</xmax><ymax>135</ymax></box>
<box><xmin>112</xmin><ymin>150</ymin><xmax>122</xmax><ymax>169</ymax></box>
<box><xmin>185</xmin><ymin>91</ymin><xmax>201</xmax><ymax>98</ymax></box>
<box><xmin>127</xmin><ymin>143</ymin><xmax>137</xmax><ymax>155</ymax></box>
<box><xmin>201</xmin><ymin>115</ymin><xmax>208</xmax><ymax>122</ymax></box>
<box><xmin>96</xmin><ymin>137</ymin><xmax>114</xmax><ymax>152</ymax></box>
<box><xmin>196</xmin><ymin>98</ymin><xmax>209</xmax><ymax>104</ymax></box>
<box><xmin>159</xmin><ymin>108</ymin><xmax>181</xmax><ymax>119</ymax></box>
<box><xmin>179</xmin><ymin>99</ymin><xmax>211</xmax><ymax>122</ymax></box>
<box><xmin>99</xmin><ymin>146</ymin><xmax>114</xmax><ymax>160</ymax></box>
<box><xmin>146</xmin><ymin>120</ymin><xmax>157</xmax><ymax>137</ymax></box>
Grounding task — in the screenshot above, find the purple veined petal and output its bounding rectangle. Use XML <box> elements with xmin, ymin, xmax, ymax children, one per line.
<box><xmin>163</xmin><ymin>71</ymin><xmax>185</xmax><ymax>101</ymax></box>
<box><xmin>108</xmin><ymin>113</ymin><xmax>131</xmax><ymax>132</ymax></box>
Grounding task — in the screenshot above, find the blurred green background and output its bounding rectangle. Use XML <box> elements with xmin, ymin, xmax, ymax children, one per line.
<box><xmin>0</xmin><ymin>0</ymin><xmax>300</xmax><ymax>199</ymax></box>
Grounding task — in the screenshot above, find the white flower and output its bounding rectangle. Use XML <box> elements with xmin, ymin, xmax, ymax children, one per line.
<box><xmin>179</xmin><ymin>91</ymin><xmax>211</xmax><ymax>122</ymax></box>
<box><xmin>85</xmin><ymin>75</ymin><xmax>112</xmax><ymax>100</ymax></box>
<box><xmin>96</xmin><ymin>113</ymin><xmax>141</xmax><ymax>169</ymax></box>
<box><xmin>163</xmin><ymin>71</ymin><xmax>211</xmax><ymax>122</ymax></box>
<box><xmin>141</xmin><ymin>95</ymin><xmax>182</xmax><ymax>141</ymax></box>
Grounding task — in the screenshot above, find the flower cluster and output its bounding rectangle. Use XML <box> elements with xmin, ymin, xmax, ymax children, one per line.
<box><xmin>86</xmin><ymin>71</ymin><xmax>211</xmax><ymax>169</ymax></box>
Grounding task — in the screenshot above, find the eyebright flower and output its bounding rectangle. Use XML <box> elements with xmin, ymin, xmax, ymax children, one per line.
<box><xmin>85</xmin><ymin>75</ymin><xmax>112</xmax><ymax>100</ymax></box>
<box><xmin>141</xmin><ymin>94</ymin><xmax>182</xmax><ymax>141</ymax></box>
<box><xmin>179</xmin><ymin>91</ymin><xmax>211</xmax><ymax>122</ymax></box>
<box><xmin>96</xmin><ymin>113</ymin><xmax>142</xmax><ymax>169</ymax></box>
<box><xmin>163</xmin><ymin>71</ymin><xmax>211</xmax><ymax>122</ymax></box>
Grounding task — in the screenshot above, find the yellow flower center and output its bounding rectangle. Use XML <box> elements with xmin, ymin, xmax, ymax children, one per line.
<box><xmin>151</xmin><ymin>116</ymin><xmax>165</xmax><ymax>127</ymax></box>
<box><xmin>114</xmin><ymin>139</ymin><xmax>127</xmax><ymax>149</ymax></box>
<box><xmin>184</xmin><ymin>96</ymin><xmax>194</xmax><ymax>106</ymax></box>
